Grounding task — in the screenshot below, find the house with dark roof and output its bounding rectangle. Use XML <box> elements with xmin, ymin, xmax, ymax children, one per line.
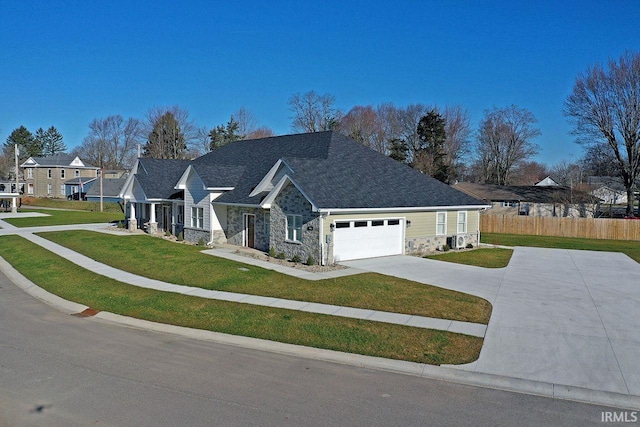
<box><xmin>453</xmin><ymin>182</ymin><xmax>599</xmax><ymax>218</ymax></box>
<box><xmin>120</xmin><ymin>132</ymin><xmax>489</xmax><ymax>263</ymax></box>
<box><xmin>86</xmin><ymin>178</ymin><xmax>127</xmax><ymax>203</ymax></box>
<box><xmin>21</xmin><ymin>154</ymin><xmax>99</xmax><ymax>198</ymax></box>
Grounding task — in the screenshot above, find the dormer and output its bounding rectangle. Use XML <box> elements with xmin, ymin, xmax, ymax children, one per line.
<box><xmin>249</xmin><ymin>159</ymin><xmax>295</xmax><ymax>198</ymax></box>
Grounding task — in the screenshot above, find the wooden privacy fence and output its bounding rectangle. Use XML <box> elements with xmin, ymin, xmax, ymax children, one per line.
<box><xmin>480</xmin><ymin>214</ymin><xmax>640</xmax><ymax>241</ymax></box>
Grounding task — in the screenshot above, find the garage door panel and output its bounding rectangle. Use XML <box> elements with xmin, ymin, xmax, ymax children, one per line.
<box><xmin>333</xmin><ymin>219</ymin><xmax>403</xmax><ymax>261</ymax></box>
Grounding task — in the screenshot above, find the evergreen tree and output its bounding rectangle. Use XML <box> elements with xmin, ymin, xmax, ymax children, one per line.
<box><xmin>3</xmin><ymin>125</ymin><xmax>42</xmax><ymax>161</ymax></box>
<box><xmin>416</xmin><ymin>110</ymin><xmax>450</xmax><ymax>182</ymax></box>
<box><xmin>388</xmin><ymin>138</ymin><xmax>409</xmax><ymax>163</ymax></box>
<box><xmin>144</xmin><ymin>111</ymin><xmax>187</xmax><ymax>159</ymax></box>
<box><xmin>209</xmin><ymin>116</ymin><xmax>242</xmax><ymax>150</ymax></box>
<box><xmin>36</xmin><ymin>126</ymin><xmax>66</xmax><ymax>156</ymax></box>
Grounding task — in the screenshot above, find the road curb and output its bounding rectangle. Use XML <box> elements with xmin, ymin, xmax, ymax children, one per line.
<box><xmin>2</xmin><ymin>256</ymin><xmax>639</xmax><ymax>411</ymax></box>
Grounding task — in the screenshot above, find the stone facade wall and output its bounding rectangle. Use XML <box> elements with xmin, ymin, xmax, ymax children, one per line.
<box><xmin>270</xmin><ymin>183</ymin><xmax>321</xmax><ymax>262</ymax></box>
<box><xmin>226</xmin><ymin>206</ymin><xmax>269</xmax><ymax>252</ymax></box>
<box><xmin>405</xmin><ymin>231</ymin><xmax>478</xmax><ymax>255</ymax></box>
<box><xmin>184</xmin><ymin>228</ymin><xmax>211</xmax><ymax>244</ymax></box>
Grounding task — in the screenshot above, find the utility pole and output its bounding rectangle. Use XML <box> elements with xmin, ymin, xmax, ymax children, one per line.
<box><xmin>99</xmin><ymin>165</ymin><xmax>104</xmax><ymax>212</ymax></box>
<box><xmin>12</xmin><ymin>144</ymin><xmax>19</xmax><ymax>214</ymax></box>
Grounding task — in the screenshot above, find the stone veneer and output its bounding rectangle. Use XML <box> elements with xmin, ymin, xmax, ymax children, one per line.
<box><xmin>270</xmin><ymin>183</ymin><xmax>321</xmax><ymax>262</ymax></box>
<box><xmin>184</xmin><ymin>228</ymin><xmax>211</xmax><ymax>244</ymax></box>
<box><xmin>226</xmin><ymin>206</ymin><xmax>269</xmax><ymax>252</ymax></box>
<box><xmin>405</xmin><ymin>232</ymin><xmax>478</xmax><ymax>255</ymax></box>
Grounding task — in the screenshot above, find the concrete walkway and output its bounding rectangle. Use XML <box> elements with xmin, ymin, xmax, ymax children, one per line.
<box><xmin>343</xmin><ymin>249</ymin><xmax>640</xmax><ymax>397</ymax></box>
<box><xmin>0</xmin><ymin>217</ymin><xmax>486</xmax><ymax>337</ymax></box>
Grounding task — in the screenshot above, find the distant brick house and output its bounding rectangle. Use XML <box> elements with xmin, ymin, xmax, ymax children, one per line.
<box><xmin>21</xmin><ymin>154</ymin><xmax>99</xmax><ymax>198</ymax></box>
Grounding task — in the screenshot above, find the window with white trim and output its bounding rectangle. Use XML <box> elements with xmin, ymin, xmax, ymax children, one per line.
<box><xmin>177</xmin><ymin>205</ymin><xmax>184</xmax><ymax>224</ymax></box>
<box><xmin>61</xmin><ymin>169</ymin><xmax>66</xmax><ymax>179</ymax></box>
<box><xmin>60</xmin><ymin>184</ymin><xmax>65</xmax><ymax>195</ymax></box>
<box><xmin>75</xmin><ymin>169</ymin><xmax>80</xmax><ymax>178</ymax></box>
<box><xmin>27</xmin><ymin>168</ymin><xmax>33</xmax><ymax>178</ymax></box>
<box><xmin>457</xmin><ymin>211</ymin><xmax>467</xmax><ymax>234</ymax></box>
<box><xmin>28</xmin><ymin>183</ymin><xmax>34</xmax><ymax>194</ymax></box>
<box><xmin>191</xmin><ymin>207</ymin><xmax>203</xmax><ymax>229</ymax></box>
<box><xmin>264</xmin><ymin>212</ymin><xmax>270</xmax><ymax>235</ymax></box>
<box><xmin>436</xmin><ymin>212</ymin><xmax>447</xmax><ymax>235</ymax></box>
<box><xmin>47</xmin><ymin>169</ymin><xmax>52</xmax><ymax>179</ymax></box>
<box><xmin>286</xmin><ymin>214</ymin><xmax>302</xmax><ymax>242</ymax></box>
<box><xmin>47</xmin><ymin>183</ymin><xmax>52</xmax><ymax>195</ymax></box>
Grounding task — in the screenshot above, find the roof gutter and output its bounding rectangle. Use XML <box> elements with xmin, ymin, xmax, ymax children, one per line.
<box><xmin>317</xmin><ymin>205</ymin><xmax>492</xmax><ymax>215</ymax></box>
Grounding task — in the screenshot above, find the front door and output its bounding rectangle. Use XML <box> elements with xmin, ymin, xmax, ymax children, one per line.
<box><xmin>244</xmin><ymin>214</ymin><xmax>255</xmax><ymax>248</ymax></box>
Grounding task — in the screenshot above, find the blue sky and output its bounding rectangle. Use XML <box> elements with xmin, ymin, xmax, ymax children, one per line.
<box><xmin>1</xmin><ymin>1</ymin><xmax>639</xmax><ymax>166</ymax></box>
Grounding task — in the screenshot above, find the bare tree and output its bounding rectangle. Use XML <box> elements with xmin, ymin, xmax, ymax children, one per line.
<box><xmin>442</xmin><ymin>106</ymin><xmax>472</xmax><ymax>182</ymax></box>
<box><xmin>565</xmin><ymin>51</ymin><xmax>640</xmax><ymax>216</ymax></box>
<box><xmin>245</xmin><ymin>126</ymin><xmax>275</xmax><ymax>139</ymax></box>
<box><xmin>338</xmin><ymin>105</ymin><xmax>385</xmax><ymax>153</ymax></box>
<box><xmin>475</xmin><ymin>105</ymin><xmax>541</xmax><ymax>185</ymax></box>
<box><xmin>550</xmin><ymin>160</ymin><xmax>584</xmax><ymax>186</ymax></box>
<box><xmin>288</xmin><ymin>91</ymin><xmax>342</xmax><ymax>133</ymax></box>
<box><xmin>511</xmin><ymin>161</ymin><xmax>549</xmax><ymax>185</ymax></box>
<box><xmin>74</xmin><ymin>115</ymin><xmax>143</xmax><ymax>169</ymax></box>
<box><xmin>233</xmin><ymin>107</ymin><xmax>258</xmax><ymax>138</ymax></box>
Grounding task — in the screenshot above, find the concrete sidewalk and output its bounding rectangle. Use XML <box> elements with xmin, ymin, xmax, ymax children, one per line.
<box><xmin>0</xmin><ymin>219</ymin><xmax>486</xmax><ymax>337</ymax></box>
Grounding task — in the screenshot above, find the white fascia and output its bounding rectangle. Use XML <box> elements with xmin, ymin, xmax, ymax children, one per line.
<box><xmin>249</xmin><ymin>158</ymin><xmax>294</xmax><ymax>198</ymax></box>
<box><xmin>174</xmin><ymin>165</ymin><xmax>202</xmax><ymax>190</ymax></box>
<box><xmin>260</xmin><ymin>175</ymin><xmax>318</xmax><ymax>211</ymax></box>
<box><xmin>20</xmin><ymin>157</ymin><xmax>38</xmax><ymax>167</ymax></box>
<box><xmin>206</xmin><ymin>187</ymin><xmax>234</xmax><ymax>191</ymax></box>
<box><xmin>317</xmin><ymin>204</ymin><xmax>492</xmax><ymax>215</ymax></box>
<box><xmin>118</xmin><ymin>162</ymin><xmax>142</xmax><ymax>199</ymax></box>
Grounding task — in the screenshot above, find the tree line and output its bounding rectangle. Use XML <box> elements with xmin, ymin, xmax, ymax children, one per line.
<box><xmin>2</xmin><ymin>52</ymin><xmax>638</xmax><ymax>214</ymax></box>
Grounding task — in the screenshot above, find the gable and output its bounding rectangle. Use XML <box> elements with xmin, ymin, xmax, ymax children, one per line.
<box><xmin>70</xmin><ymin>156</ymin><xmax>85</xmax><ymax>167</ymax></box>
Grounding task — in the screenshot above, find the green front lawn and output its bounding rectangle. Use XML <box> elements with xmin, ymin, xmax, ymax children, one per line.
<box><xmin>5</xmin><ymin>208</ymin><xmax>123</xmax><ymax>227</ymax></box>
<box><xmin>40</xmin><ymin>230</ymin><xmax>492</xmax><ymax>324</ymax></box>
<box><xmin>481</xmin><ymin>233</ymin><xmax>640</xmax><ymax>263</ymax></box>
<box><xmin>425</xmin><ymin>248</ymin><xmax>513</xmax><ymax>268</ymax></box>
<box><xmin>0</xmin><ymin>235</ymin><xmax>482</xmax><ymax>365</ymax></box>
<box><xmin>20</xmin><ymin>197</ymin><xmax>123</xmax><ymax>213</ymax></box>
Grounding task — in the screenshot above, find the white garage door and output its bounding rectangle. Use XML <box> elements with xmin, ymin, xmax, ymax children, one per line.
<box><xmin>333</xmin><ymin>218</ymin><xmax>404</xmax><ymax>261</ymax></box>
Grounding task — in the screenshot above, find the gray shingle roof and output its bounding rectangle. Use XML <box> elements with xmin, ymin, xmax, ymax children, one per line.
<box><xmin>196</xmin><ymin>131</ymin><xmax>485</xmax><ymax>209</ymax></box>
<box><xmin>86</xmin><ymin>178</ymin><xmax>126</xmax><ymax>198</ymax></box>
<box><xmin>26</xmin><ymin>153</ymin><xmax>97</xmax><ymax>168</ymax></box>
<box><xmin>136</xmin><ymin>158</ymin><xmax>191</xmax><ymax>199</ymax></box>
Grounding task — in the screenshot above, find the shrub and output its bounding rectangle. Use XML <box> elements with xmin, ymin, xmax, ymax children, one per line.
<box><xmin>306</xmin><ymin>255</ymin><xmax>316</xmax><ymax>266</ymax></box>
<box><xmin>291</xmin><ymin>254</ymin><xmax>301</xmax><ymax>263</ymax></box>
<box><xmin>197</xmin><ymin>238</ymin><xmax>206</xmax><ymax>247</ymax></box>
<box><xmin>277</xmin><ymin>252</ymin><xmax>286</xmax><ymax>260</ymax></box>
<box><xmin>268</xmin><ymin>247</ymin><xmax>277</xmax><ymax>257</ymax></box>
<box><xmin>165</xmin><ymin>229</ymin><xmax>171</xmax><ymax>237</ymax></box>
<box><xmin>442</xmin><ymin>244</ymin><xmax>450</xmax><ymax>252</ymax></box>
<box><xmin>177</xmin><ymin>232</ymin><xmax>184</xmax><ymax>241</ymax></box>
<box><xmin>466</xmin><ymin>243</ymin><xmax>473</xmax><ymax>249</ymax></box>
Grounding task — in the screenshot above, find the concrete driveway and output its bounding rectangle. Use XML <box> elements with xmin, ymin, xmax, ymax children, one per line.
<box><xmin>342</xmin><ymin>247</ymin><xmax>640</xmax><ymax>396</ymax></box>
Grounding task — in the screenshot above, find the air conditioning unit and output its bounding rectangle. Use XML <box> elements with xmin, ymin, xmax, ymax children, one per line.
<box><xmin>455</xmin><ymin>234</ymin><xmax>466</xmax><ymax>249</ymax></box>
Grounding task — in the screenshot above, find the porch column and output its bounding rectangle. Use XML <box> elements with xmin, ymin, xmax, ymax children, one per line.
<box><xmin>148</xmin><ymin>202</ymin><xmax>158</xmax><ymax>234</ymax></box>
<box><xmin>127</xmin><ymin>201</ymin><xmax>137</xmax><ymax>231</ymax></box>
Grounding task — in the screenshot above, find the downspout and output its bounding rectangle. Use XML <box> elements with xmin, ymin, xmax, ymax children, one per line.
<box><xmin>319</xmin><ymin>213</ymin><xmax>325</xmax><ymax>266</ymax></box>
<box><xmin>207</xmin><ymin>193</ymin><xmax>215</xmax><ymax>246</ymax></box>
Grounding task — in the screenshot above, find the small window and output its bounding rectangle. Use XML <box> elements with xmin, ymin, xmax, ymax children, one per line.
<box><xmin>60</xmin><ymin>184</ymin><xmax>65</xmax><ymax>195</ymax></box>
<box><xmin>457</xmin><ymin>211</ymin><xmax>467</xmax><ymax>234</ymax></box>
<box><xmin>371</xmin><ymin>220</ymin><xmax>384</xmax><ymax>226</ymax></box>
<box><xmin>61</xmin><ymin>169</ymin><xmax>66</xmax><ymax>179</ymax></box>
<box><xmin>75</xmin><ymin>169</ymin><xmax>80</xmax><ymax>178</ymax></box>
<box><xmin>264</xmin><ymin>212</ymin><xmax>270</xmax><ymax>235</ymax></box>
<box><xmin>47</xmin><ymin>183</ymin><xmax>52</xmax><ymax>195</ymax></box>
<box><xmin>388</xmin><ymin>219</ymin><xmax>400</xmax><ymax>226</ymax></box>
<box><xmin>191</xmin><ymin>207</ymin><xmax>203</xmax><ymax>229</ymax></box>
<box><xmin>354</xmin><ymin>221</ymin><xmax>368</xmax><ymax>227</ymax></box>
<box><xmin>335</xmin><ymin>222</ymin><xmax>350</xmax><ymax>229</ymax></box>
<box><xmin>177</xmin><ymin>205</ymin><xmax>184</xmax><ymax>224</ymax></box>
<box><xmin>286</xmin><ymin>214</ymin><xmax>303</xmax><ymax>241</ymax></box>
<box><xmin>436</xmin><ymin>212</ymin><xmax>446</xmax><ymax>235</ymax></box>
<box><xmin>28</xmin><ymin>183</ymin><xmax>34</xmax><ymax>194</ymax></box>
<box><xmin>27</xmin><ymin>169</ymin><xmax>33</xmax><ymax>178</ymax></box>
<box><xmin>47</xmin><ymin>169</ymin><xmax>52</xmax><ymax>179</ymax></box>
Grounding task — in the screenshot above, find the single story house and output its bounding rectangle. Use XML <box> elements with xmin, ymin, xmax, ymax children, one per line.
<box><xmin>453</xmin><ymin>182</ymin><xmax>599</xmax><ymax>218</ymax></box>
<box><xmin>86</xmin><ymin>178</ymin><xmax>127</xmax><ymax>204</ymax></box>
<box><xmin>120</xmin><ymin>132</ymin><xmax>489</xmax><ymax>263</ymax></box>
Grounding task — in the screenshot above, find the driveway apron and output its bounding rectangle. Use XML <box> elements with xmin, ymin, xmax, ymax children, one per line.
<box><xmin>343</xmin><ymin>248</ymin><xmax>640</xmax><ymax>396</ymax></box>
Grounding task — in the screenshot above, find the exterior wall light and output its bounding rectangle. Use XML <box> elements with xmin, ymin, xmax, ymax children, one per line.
<box><xmin>329</xmin><ymin>223</ymin><xmax>335</xmax><ymax>231</ymax></box>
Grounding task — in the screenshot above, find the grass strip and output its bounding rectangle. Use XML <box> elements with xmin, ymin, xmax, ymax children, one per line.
<box><xmin>40</xmin><ymin>230</ymin><xmax>492</xmax><ymax>324</ymax></box>
<box><xmin>20</xmin><ymin>197</ymin><xmax>123</xmax><ymax>213</ymax></box>
<box><xmin>425</xmin><ymin>248</ymin><xmax>513</xmax><ymax>268</ymax></box>
<box><xmin>5</xmin><ymin>208</ymin><xmax>123</xmax><ymax>227</ymax></box>
<box><xmin>481</xmin><ymin>233</ymin><xmax>640</xmax><ymax>263</ymax></box>
<box><xmin>0</xmin><ymin>235</ymin><xmax>482</xmax><ymax>365</ymax></box>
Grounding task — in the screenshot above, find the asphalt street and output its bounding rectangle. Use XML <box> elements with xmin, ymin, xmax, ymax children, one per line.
<box><xmin>0</xmin><ymin>270</ymin><xmax>624</xmax><ymax>427</ymax></box>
